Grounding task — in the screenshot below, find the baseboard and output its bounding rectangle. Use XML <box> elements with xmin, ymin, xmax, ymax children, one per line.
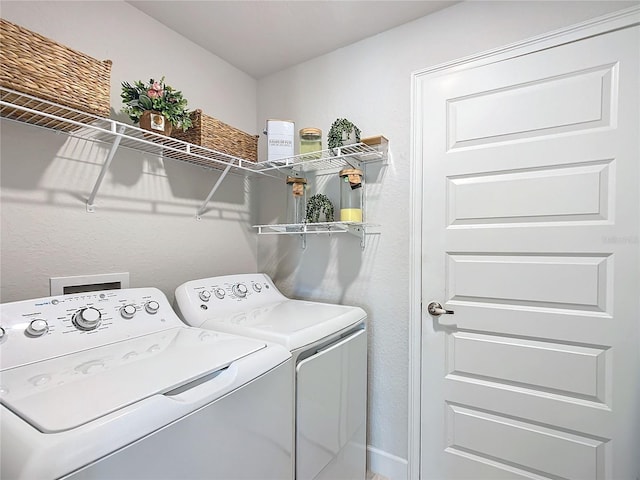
<box><xmin>367</xmin><ymin>445</ymin><xmax>408</xmax><ymax>480</ymax></box>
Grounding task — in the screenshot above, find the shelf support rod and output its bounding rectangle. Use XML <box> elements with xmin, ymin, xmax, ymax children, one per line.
<box><xmin>86</xmin><ymin>125</ymin><xmax>126</xmax><ymax>212</ymax></box>
<box><xmin>301</xmin><ymin>223</ymin><xmax>309</xmax><ymax>249</ymax></box>
<box><xmin>196</xmin><ymin>162</ymin><xmax>233</xmax><ymax>219</ymax></box>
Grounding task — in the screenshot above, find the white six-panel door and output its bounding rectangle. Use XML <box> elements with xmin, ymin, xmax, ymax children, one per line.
<box><xmin>415</xmin><ymin>15</ymin><xmax>639</xmax><ymax>480</ymax></box>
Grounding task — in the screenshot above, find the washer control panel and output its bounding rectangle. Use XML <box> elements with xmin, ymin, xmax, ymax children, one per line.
<box><xmin>0</xmin><ymin>287</ymin><xmax>183</xmax><ymax>370</ymax></box>
<box><xmin>175</xmin><ymin>273</ymin><xmax>288</xmax><ymax>321</ymax></box>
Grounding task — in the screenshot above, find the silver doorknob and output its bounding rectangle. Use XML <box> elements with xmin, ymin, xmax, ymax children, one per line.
<box><xmin>427</xmin><ymin>301</ymin><xmax>454</xmax><ymax>316</ymax></box>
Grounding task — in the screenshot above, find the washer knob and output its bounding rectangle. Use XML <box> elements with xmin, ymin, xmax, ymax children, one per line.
<box><xmin>73</xmin><ymin>307</ymin><xmax>102</xmax><ymax>331</ymax></box>
<box><xmin>232</xmin><ymin>283</ymin><xmax>248</xmax><ymax>298</ymax></box>
<box><xmin>199</xmin><ymin>290</ymin><xmax>212</xmax><ymax>302</ymax></box>
<box><xmin>252</xmin><ymin>283</ymin><xmax>262</xmax><ymax>293</ymax></box>
<box><xmin>145</xmin><ymin>301</ymin><xmax>160</xmax><ymax>314</ymax></box>
<box><xmin>120</xmin><ymin>304</ymin><xmax>137</xmax><ymax>319</ymax></box>
<box><xmin>0</xmin><ymin>327</ymin><xmax>5</xmax><ymax>340</ymax></box>
<box><xmin>214</xmin><ymin>288</ymin><xmax>226</xmax><ymax>299</ymax></box>
<box><xmin>26</xmin><ymin>319</ymin><xmax>49</xmax><ymax>337</ymax></box>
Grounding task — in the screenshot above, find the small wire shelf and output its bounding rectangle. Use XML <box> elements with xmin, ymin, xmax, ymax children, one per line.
<box><xmin>253</xmin><ymin>221</ymin><xmax>369</xmax><ymax>234</ymax></box>
<box><xmin>257</xmin><ymin>143</ymin><xmax>385</xmax><ymax>173</ymax></box>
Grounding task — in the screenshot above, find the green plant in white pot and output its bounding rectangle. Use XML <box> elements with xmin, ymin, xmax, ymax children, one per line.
<box><xmin>328</xmin><ymin>118</ymin><xmax>361</xmax><ymax>155</ymax></box>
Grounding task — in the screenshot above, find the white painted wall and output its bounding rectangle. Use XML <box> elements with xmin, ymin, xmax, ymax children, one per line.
<box><xmin>255</xmin><ymin>2</ymin><xmax>637</xmax><ymax>478</ymax></box>
<box><xmin>0</xmin><ymin>1</ymin><xmax>259</xmax><ymax>302</ymax></box>
<box><xmin>2</xmin><ymin>1</ymin><xmax>637</xmax><ymax>479</ymax></box>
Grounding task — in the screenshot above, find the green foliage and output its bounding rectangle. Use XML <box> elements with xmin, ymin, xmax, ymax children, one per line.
<box><xmin>306</xmin><ymin>194</ymin><xmax>335</xmax><ymax>223</ymax></box>
<box><xmin>327</xmin><ymin>118</ymin><xmax>361</xmax><ymax>151</ymax></box>
<box><xmin>121</xmin><ymin>77</ymin><xmax>192</xmax><ymax>131</ymax></box>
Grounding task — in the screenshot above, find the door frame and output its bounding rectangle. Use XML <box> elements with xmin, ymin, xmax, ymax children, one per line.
<box><xmin>407</xmin><ymin>7</ymin><xmax>640</xmax><ymax>479</ymax></box>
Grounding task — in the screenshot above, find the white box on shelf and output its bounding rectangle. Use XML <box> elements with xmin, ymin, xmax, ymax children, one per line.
<box><xmin>264</xmin><ymin>119</ymin><xmax>294</xmax><ymax>162</ymax></box>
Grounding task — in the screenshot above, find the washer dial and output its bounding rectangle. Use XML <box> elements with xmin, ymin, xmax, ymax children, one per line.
<box><xmin>73</xmin><ymin>307</ymin><xmax>102</xmax><ymax>331</ymax></box>
<box><xmin>232</xmin><ymin>283</ymin><xmax>248</xmax><ymax>298</ymax></box>
<box><xmin>199</xmin><ymin>290</ymin><xmax>211</xmax><ymax>302</ymax></box>
<box><xmin>26</xmin><ymin>319</ymin><xmax>49</xmax><ymax>337</ymax></box>
<box><xmin>145</xmin><ymin>301</ymin><xmax>160</xmax><ymax>314</ymax></box>
<box><xmin>214</xmin><ymin>288</ymin><xmax>226</xmax><ymax>299</ymax></box>
<box><xmin>120</xmin><ymin>304</ymin><xmax>137</xmax><ymax>319</ymax></box>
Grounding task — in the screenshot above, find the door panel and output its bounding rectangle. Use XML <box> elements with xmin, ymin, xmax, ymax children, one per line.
<box><xmin>445</xmin><ymin>403</ymin><xmax>606</xmax><ymax>480</ymax></box>
<box><xmin>447</xmin><ymin>64</ymin><xmax>615</xmax><ymax>149</ymax></box>
<box><xmin>447</xmin><ymin>331</ymin><xmax>608</xmax><ymax>401</ymax></box>
<box><xmin>447</xmin><ymin>161</ymin><xmax>613</xmax><ymax>226</ymax></box>
<box><xmin>419</xmin><ymin>23</ymin><xmax>639</xmax><ymax>480</ymax></box>
<box><xmin>447</xmin><ymin>253</ymin><xmax>611</xmax><ymax>312</ymax></box>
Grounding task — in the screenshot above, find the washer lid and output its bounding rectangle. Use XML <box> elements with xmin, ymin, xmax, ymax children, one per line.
<box><xmin>199</xmin><ymin>299</ymin><xmax>366</xmax><ymax>351</ymax></box>
<box><xmin>0</xmin><ymin>327</ymin><xmax>266</xmax><ymax>433</ymax></box>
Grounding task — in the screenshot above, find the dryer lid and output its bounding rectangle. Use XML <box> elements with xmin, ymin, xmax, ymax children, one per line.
<box><xmin>0</xmin><ymin>327</ymin><xmax>266</xmax><ymax>433</ymax></box>
<box><xmin>199</xmin><ymin>299</ymin><xmax>367</xmax><ymax>351</ymax></box>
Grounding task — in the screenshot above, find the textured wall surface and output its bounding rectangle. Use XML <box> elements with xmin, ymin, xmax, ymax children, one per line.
<box><xmin>1</xmin><ymin>1</ymin><xmax>635</xmax><ymax>479</ymax></box>
<box><xmin>0</xmin><ymin>1</ymin><xmax>259</xmax><ymax>302</ymax></box>
<box><xmin>255</xmin><ymin>1</ymin><xmax>636</xmax><ymax>475</ymax></box>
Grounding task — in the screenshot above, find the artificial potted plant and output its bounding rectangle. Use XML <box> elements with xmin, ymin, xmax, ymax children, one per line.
<box><xmin>306</xmin><ymin>194</ymin><xmax>335</xmax><ymax>223</ymax></box>
<box><xmin>328</xmin><ymin>118</ymin><xmax>361</xmax><ymax>155</ymax></box>
<box><xmin>121</xmin><ymin>77</ymin><xmax>192</xmax><ymax>135</ymax></box>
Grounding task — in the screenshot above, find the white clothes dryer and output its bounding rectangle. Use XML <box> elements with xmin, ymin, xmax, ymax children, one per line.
<box><xmin>174</xmin><ymin>273</ymin><xmax>367</xmax><ymax>480</ymax></box>
<box><xmin>0</xmin><ymin>287</ymin><xmax>293</xmax><ymax>480</ymax></box>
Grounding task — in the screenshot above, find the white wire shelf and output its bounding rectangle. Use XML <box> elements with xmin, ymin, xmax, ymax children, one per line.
<box><xmin>1</xmin><ymin>87</ymin><xmax>387</xmax><ymax>175</ymax></box>
<box><xmin>0</xmin><ymin>87</ymin><xmax>387</xmax><ymax>217</ymax></box>
<box><xmin>253</xmin><ymin>221</ymin><xmax>379</xmax><ymax>249</ymax></box>
<box><xmin>253</xmin><ymin>221</ymin><xmax>366</xmax><ymax>234</ymax></box>
<box><xmin>0</xmin><ymin>87</ymin><xmax>266</xmax><ymax>175</ymax></box>
<box><xmin>256</xmin><ymin>141</ymin><xmax>387</xmax><ymax>174</ymax></box>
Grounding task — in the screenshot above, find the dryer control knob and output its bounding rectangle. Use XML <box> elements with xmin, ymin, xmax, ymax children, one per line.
<box><xmin>26</xmin><ymin>319</ymin><xmax>49</xmax><ymax>337</ymax></box>
<box><xmin>214</xmin><ymin>288</ymin><xmax>226</xmax><ymax>299</ymax></box>
<box><xmin>199</xmin><ymin>290</ymin><xmax>212</xmax><ymax>302</ymax></box>
<box><xmin>73</xmin><ymin>307</ymin><xmax>102</xmax><ymax>331</ymax></box>
<box><xmin>120</xmin><ymin>304</ymin><xmax>137</xmax><ymax>319</ymax></box>
<box><xmin>252</xmin><ymin>283</ymin><xmax>262</xmax><ymax>293</ymax></box>
<box><xmin>232</xmin><ymin>283</ymin><xmax>248</xmax><ymax>298</ymax></box>
<box><xmin>145</xmin><ymin>301</ymin><xmax>160</xmax><ymax>314</ymax></box>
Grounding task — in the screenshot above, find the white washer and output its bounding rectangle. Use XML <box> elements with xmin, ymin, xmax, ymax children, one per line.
<box><xmin>174</xmin><ymin>273</ymin><xmax>367</xmax><ymax>480</ymax></box>
<box><xmin>0</xmin><ymin>287</ymin><xmax>293</xmax><ymax>480</ymax></box>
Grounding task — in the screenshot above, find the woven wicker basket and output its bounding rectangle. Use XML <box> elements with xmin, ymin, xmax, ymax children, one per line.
<box><xmin>172</xmin><ymin>109</ymin><xmax>259</xmax><ymax>162</ymax></box>
<box><xmin>0</xmin><ymin>19</ymin><xmax>112</xmax><ymax>129</ymax></box>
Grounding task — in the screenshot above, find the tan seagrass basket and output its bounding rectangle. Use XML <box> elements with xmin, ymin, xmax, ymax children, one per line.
<box><xmin>172</xmin><ymin>109</ymin><xmax>259</xmax><ymax>163</ymax></box>
<box><xmin>0</xmin><ymin>19</ymin><xmax>112</xmax><ymax>130</ymax></box>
